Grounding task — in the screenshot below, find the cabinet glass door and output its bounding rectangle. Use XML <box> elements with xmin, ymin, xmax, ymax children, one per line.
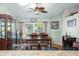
<box><xmin>7</xmin><ymin>20</ymin><xmax>11</xmax><ymax>39</ymax></box>
<box><xmin>6</xmin><ymin>19</ymin><xmax>16</xmax><ymax>39</ymax></box>
<box><xmin>0</xmin><ymin>19</ymin><xmax>5</xmax><ymax>39</ymax></box>
<box><xmin>11</xmin><ymin>20</ymin><xmax>16</xmax><ymax>39</ymax></box>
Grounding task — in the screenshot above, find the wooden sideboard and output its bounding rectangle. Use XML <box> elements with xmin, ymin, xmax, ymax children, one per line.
<box><xmin>25</xmin><ymin>38</ymin><xmax>52</xmax><ymax>50</ymax></box>
<box><xmin>62</xmin><ymin>36</ymin><xmax>76</xmax><ymax>49</ymax></box>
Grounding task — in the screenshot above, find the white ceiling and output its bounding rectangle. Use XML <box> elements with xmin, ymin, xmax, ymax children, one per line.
<box><xmin>0</xmin><ymin>3</ymin><xmax>79</xmax><ymax>20</ymax></box>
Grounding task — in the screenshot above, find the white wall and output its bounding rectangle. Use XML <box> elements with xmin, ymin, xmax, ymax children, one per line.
<box><xmin>48</xmin><ymin>14</ymin><xmax>62</xmax><ymax>45</ymax></box>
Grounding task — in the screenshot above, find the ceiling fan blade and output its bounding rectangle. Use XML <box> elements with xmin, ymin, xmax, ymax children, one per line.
<box><xmin>41</xmin><ymin>10</ymin><xmax>48</xmax><ymax>13</ymax></box>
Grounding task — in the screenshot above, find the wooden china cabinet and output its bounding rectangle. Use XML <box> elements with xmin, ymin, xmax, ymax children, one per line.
<box><xmin>0</xmin><ymin>14</ymin><xmax>16</xmax><ymax>50</ymax></box>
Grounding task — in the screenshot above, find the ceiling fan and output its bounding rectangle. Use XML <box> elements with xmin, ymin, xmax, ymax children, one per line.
<box><xmin>27</xmin><ymin>3</ymin><xmax>48</xmax><ymax>14</ymax></box>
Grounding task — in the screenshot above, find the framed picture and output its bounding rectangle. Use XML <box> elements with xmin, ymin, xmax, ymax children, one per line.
<box><xmin>51</xmin><ymin>21</ymin><xmax>59</xmax><ymax>29</ymax></box>
<box><xmin>67</xmin><ymin>18</ymin><xmax>76</xmax><ymax>27</ymax></box>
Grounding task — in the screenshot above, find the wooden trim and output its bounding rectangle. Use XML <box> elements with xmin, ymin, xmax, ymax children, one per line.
<box><xmin>42</xmin><ymin>21</ymin><xmax>48</xmax><ymax>33</ymax></box>
<box><xmin>4</xmin><ymin>15</ymin><xmax>7</xmax><ymax>40</ymax></box>
<box><xmin>4</xmin><ymin>15</ymin><xmax>7</xmax><ymax>49</ymax></box>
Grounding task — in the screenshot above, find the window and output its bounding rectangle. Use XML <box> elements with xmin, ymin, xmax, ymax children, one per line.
<box><xmin>25</xmin><ymin>22</ymin><xmax>47</xmax><ymax>38</ymax></box>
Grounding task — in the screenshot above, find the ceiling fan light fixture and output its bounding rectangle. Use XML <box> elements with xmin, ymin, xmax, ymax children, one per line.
<box><xmin>35</xmin><ymin>11</ymin><xmax>39</xmax><ymax>14</ymax></box>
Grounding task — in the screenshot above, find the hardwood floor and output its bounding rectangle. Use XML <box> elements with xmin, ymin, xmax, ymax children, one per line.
<box><xmin>52</xmin><ymin>43</ymin><xmax>62</xmax><ymax>49</ymax></box>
